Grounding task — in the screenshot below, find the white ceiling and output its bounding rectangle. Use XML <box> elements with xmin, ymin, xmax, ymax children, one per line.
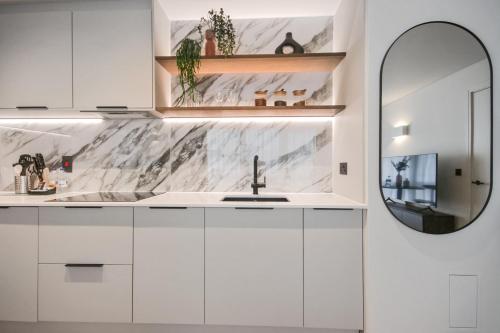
<box><xmin>382</xmin><ymin>23</ymin><xmax>487</xmax><ymax>106</ymax></box>
<box><xmin>158</xmin><ymin>0</ymin><xmax>341</xmax><ymax>19</ymax></box>
<box><xmin>0</xmin><ymin>0</ymin><xmax>341</xmax><ymax>18</ymax></box>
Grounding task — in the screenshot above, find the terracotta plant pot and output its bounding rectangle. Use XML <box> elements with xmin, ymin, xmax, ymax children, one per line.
<box><xmin>205</xmin><ymin>29</ymin><xmax>216</xmax><ymax>56</ymax></box>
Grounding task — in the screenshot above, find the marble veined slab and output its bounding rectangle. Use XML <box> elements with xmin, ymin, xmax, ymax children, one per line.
<box><xmin>0</xmin><ymin>119</ymin><xmax>333</xmax><ymax>193</ymax></box>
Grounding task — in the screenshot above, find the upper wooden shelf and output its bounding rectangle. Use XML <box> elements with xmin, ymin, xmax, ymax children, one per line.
<box><xmin>157</xmin><ymin>105</ymin><xmax>345</xmax><ymax>118</ymax></box>
<box><xmin>156</xmin><ymin>52</ymin><xmax>346</xmax><ymax>75</ymax></box>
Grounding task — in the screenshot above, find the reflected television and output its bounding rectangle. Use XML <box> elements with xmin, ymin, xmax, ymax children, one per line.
<box><xmin>381</xmin><ymin>153</ymin><xmax>438</xmax><ymax>207</ymax></box>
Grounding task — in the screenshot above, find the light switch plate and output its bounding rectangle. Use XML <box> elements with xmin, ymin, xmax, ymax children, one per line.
<box><xmin>62</xmin><ymin>156</ymin><xmax>73</xmax><ymax>173</ymax></box>
<box><xmin>340</xmin><ymin>162</ymin><xmax>348</xmax><ymax>175</ymax></box>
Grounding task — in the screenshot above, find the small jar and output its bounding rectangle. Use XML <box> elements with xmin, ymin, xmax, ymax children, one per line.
<box><xmin>255</xmin><ymin>90</ymin><xmax>268</xmax><ymax>106</ymax></box>
<box><xmin>273</xmin><ymin>89</ymin><xmax>287</xmax><ymax>107</ymax></box>
<box><xmin>292</xmin><ymin>89</ymin><xmax>307</xmax><ymax>107</ymax></box>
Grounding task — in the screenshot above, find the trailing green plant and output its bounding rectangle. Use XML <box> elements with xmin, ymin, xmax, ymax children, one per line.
<box><xmin>175</xmin><ymin>37</ymin><xmax>202</xmax><ymax>106</ymax></box>
<box><xmin>198</xmin><ymin>8</ymin><xmax>236</xmax><ymax>56</ymax></box>
<box><xmin>175</xmin><ymin>8</ymin><xmax>236</xmax><ymax>105</ymax></box>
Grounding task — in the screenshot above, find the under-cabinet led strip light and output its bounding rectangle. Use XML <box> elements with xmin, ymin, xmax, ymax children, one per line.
<box><xmin>162</xmin><ymin>117</ymin><xmax>335</xmax><ymax>123</ymax></box>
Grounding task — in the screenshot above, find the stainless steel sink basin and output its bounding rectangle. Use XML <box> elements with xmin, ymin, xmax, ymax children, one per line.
<box><xmin>221</xmin><ymin>195</ymin><xmax>289</xmax><ymax>202</ymax></box>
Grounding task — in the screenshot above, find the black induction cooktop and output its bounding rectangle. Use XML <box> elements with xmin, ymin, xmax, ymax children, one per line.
<box><xmin>48</xmin><ymin>192</ymin><xmax>164</xmax><ymax>202</ymax></box>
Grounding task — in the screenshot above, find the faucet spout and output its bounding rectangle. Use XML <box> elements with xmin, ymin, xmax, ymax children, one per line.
<box><xmin>251</xmin><ymin>155</ymin><xmax>266</xmax><ymax>195</ymax></box>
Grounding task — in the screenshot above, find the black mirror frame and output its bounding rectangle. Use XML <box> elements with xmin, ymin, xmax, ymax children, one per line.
<box><xmin>379</xmin><ymin>21</ymin><xmax>494</xmax><ymax>234</ymax></box>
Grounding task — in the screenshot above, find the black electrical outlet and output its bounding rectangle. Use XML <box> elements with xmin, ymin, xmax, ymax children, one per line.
<box><xmin>62</xmin><ymin>156</ymin><xmax>73</xmax><ymax>173</ymax></box>
<box><xmin>455</xmin><ymin>168</ymin><xmax>462</xmax><ymax>176</ymax></box>
<box><xmin>340</xmin><ymin>162</ymin><xmax>348</xmax><ymax>175</ymax></box>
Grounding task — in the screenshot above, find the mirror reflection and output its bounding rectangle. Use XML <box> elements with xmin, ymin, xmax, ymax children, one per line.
<box><xmin>380</xmin><ymin>22</ymin><xmax>492</xmax><ymax>234</ymax></box>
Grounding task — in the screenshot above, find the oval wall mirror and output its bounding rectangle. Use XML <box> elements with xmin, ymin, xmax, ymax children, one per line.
<box><xmin>379</xmin><ymin>22</ymin><xmax>493</xmax><ymax>234</ymax></box>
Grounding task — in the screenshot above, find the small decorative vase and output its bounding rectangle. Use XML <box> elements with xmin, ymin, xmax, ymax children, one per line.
<box><xmin>205</xmin><ymin>29</ymin><xmax>216</xmax><ymax>56</ymax></box>
<box><xmin>275</xmin><ymin>32</ymin><xmax>305</xmax><ymax>54</ymax></box>
<box><xmin>396</xmin><ymin>173</ymin><xmax>403</xmax><ymax>189</ymax></box>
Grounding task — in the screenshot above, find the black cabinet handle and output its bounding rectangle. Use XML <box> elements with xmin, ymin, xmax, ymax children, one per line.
<box><xmin>234</xmin><ymin>207</ymin><xmax>274</xmax><ymax>210</ymax></box>
<box><xmin>64</xmin><ymin>206</ymin><xmax>103</xmax><ymax>209</ymax></box>
<box><xmin>0</xmin><ymin>206</ymin><xmax>10</xmax><ymax>209</ymax></box>
<box><xmin>16</xmin><ymin>106</ymin><xmax>48</xmax><ymax>110</ymax></box>
<box><xmin>65</xmin><ymin>264</ymin><xmax>103</xmax><ymax>268</ymax></box>
<box><xmin>472</xmin><ymin>180</ymin><xmax>486</xmax><ymax>185</ymax></box>
<box><xmin>96</xmin><ymin>106</ymin><xmax>128</xmax><ymax>109</ymax></box>
<box><xmin>149</xmin><ymin>206</ymin><xmax>187</xmax><ymax>210</ymax></box>
<box><xmin>313</xmin><ymin>208</ymin><xmax>354</xmax><ymax>211</ymax></box>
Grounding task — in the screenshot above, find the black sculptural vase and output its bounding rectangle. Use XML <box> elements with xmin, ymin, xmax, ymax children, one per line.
<box><xmin>275</xmin><ymin>32</ymin><xmax>304</xmax><ymax>54</ymax></box>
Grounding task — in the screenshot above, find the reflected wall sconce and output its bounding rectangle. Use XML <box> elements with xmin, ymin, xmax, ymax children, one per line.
<box><xmin>392</xmin><ymin>124</ymin><xmax>409</xmax><ymax>139</ymax></box>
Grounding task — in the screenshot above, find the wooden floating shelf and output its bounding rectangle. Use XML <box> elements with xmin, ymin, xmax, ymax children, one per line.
<box><xmin>156</xmin><ymin>52</ymin><xmax>346</xmax><ymax>75</ymax></box>
<box><xmin>157</xmin><ymin>105</ymin><xmax>345</xmax><ymax>118</ymax></box>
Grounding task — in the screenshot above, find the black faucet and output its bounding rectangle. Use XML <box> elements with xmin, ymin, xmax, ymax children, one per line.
<box><xmin>251</xmin><ymin>155</ymin><xmax>266</xmax><ymax>195</ymax></box>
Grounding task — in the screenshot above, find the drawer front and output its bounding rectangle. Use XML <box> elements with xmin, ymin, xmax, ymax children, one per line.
<box><xmin>39</xmin><ymin>207</ymin><xmax>133</xmax><ymax>264</ymax></box>
<box><xmin>38</xmin><ymin>264</ymin><xmax>132</xmax><ymax>323</ymax></box>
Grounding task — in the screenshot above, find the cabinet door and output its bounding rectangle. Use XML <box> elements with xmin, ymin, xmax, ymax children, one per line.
<box><xmin>133</xmin><ymin>207</ymin><xmax>204</xmax><ymax>324</ymax></box>
<box><xmin>0</xmin><ymin>207</ymin><xmax>38</xmax><ymax>322</ymax></box>
<box><xmin>0</xmin><ymin>12</ymin><xmax>72</xmax><ymax>109</ymax></box>
<box><xmin>73</xmin><ymin>9</ymin><xmax>153</xmax><ymax>109</ymax></box>
<box><xmin>205</xmin><ymin>208</ymin><xmax>303</xmax><ymax>327</ymax></box>
<box><xmin>304</xmin><ymin>209</ymin><xmax>363</xmax><ymax>330</ymax></box>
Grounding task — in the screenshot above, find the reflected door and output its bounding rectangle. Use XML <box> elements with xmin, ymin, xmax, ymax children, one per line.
<box><xmin>470</xmin><ymin>87</ymin><xmax>491</xmax><ymax>219</ymax></box>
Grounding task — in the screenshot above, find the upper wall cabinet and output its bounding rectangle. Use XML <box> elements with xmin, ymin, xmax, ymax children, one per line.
<box><xmin>0</xmin><ymin>11</ymin><xmax>72</xmax><ymax>110</ymax></box>
<box><xmin>73</xmin><ymin>9</ymin><xmax>153</xmax><ymax>110</ymax></box>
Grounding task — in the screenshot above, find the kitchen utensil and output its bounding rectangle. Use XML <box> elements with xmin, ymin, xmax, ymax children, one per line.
<box><xmin>17</xmin><ymin>154</ymin><xmax>34</xmax><ymax>176</ymax></box>
<box><xmin>13</xmin><ymin>164</ymin><xmax>22</xmax><ymax>177</ymax></box>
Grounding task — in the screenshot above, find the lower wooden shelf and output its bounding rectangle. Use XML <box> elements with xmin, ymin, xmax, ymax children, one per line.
<box><xmin>157</xmin><ymin>105</ymin><xmax>345</xmax><ymax>118</ymax></box>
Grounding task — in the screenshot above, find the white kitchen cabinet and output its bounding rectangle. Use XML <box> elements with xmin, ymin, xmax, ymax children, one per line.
<box><xmin>304</xmin><ymin>208</ymin><xmax>363</xmax><ymax>330</ymax></box>
<box><xmin>0</xmin><ymin>207</ymin><xmax>38</xmax><ymax>322</ymax></box>
<box><xmin>39</xmin><ymin>207</ymin><xmax>133</xmax><ymax>265</ymax></box>
<box><xmin>133</xmin><ymin>207</ymin><xmax>204</xmax><ymax>324</ymax></box>
<box><xmin>0</xmin><ymin>11</ymin><xmax>73</xmax><ymax>110</ymax></box>
<box><xmin>205</xmin><ymin>208</ymin><xmax>303</xmax><ymax>327</ymax></box>
<box><xmin>38</xmin><ymin>264</ymin><xmax>132</xmax><ymax>323</ymax></box>
<box><xmin>73</xmin><ymin>9</ymin><xmax>153</xmax><ymax>109</ymax></box>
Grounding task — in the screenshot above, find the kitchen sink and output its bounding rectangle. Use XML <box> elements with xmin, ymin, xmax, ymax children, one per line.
<box><xmin>221</xmin><ymin>195</ymin><xmax>289</xmax><ymax>202</ymax></box>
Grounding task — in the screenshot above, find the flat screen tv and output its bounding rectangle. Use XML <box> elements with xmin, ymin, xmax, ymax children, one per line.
<box><xmin>381</xmin><ymin>153</ymin><xmax>438</xmax><ymax>207</ymax></box>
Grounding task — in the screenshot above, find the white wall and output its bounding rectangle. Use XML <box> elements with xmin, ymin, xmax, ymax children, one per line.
<box><xmin>332</xmin><ymin>0</ymin><xmax>365</xmax><ymax>203</ymax></box>
<box><xmin>382</xmin><ymin>59</ymin><xmax>490</xmax><ymax>227</ymax></box>
<box><xmin>365</xmin><ymin>0</ymin><xmax>500</xmax><ymax>332</ymax></box>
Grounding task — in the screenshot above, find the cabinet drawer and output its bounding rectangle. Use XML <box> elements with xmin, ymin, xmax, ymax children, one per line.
<box><xmin>39</xmin><ymin>207</ymin><xmax>133</xmax><ymax>264</ymax></box>
<box><xmin>38</xmin><ymin>264</ymin><xmax>132</xmax><ymax>323</ymax></box>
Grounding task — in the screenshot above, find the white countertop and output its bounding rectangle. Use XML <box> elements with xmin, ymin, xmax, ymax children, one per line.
<box><xmin>0</xmin><ymin>191</ymin><xmax>366</xmax><ymax>209</ymax></box>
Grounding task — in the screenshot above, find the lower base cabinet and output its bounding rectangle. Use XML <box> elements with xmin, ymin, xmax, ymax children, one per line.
<box><xmin>304</xmin><ymin>208</ymin><xmax>363</xmax><ymax>330</ymax></box>
<box><xmin>0</xmin><ymin>207</ymin><xmax>38</xmax><ymax>322</ymax></box>
<box><xmin>38</xmin><ymin>264</ymin><xmax>132</xmax><ymax>323</ymax></box>
<box><xmin>133</xmin><ymin>207</ymin><xmax>204</xmax><ymax>324</ymax></box>
<box><xmin>205</xmin><ymin>208</ymin><xmax>303</xmax><ymax>327</ymax></box>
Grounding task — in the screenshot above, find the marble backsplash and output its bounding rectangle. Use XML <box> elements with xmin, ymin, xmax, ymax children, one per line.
<box><xmin>0</xmin><ymin>16</ymin><xmax>335</xmax><ymax>194</ymax></box>
<box><xmin>0</xmin><ymin>119</ymin><xmax>333</xmax><ymax>193</ymax></box>
<box><xmin>171</xmin><ymin>16</ymin><xmax>334</xmax><ymax>106</ymax></box>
